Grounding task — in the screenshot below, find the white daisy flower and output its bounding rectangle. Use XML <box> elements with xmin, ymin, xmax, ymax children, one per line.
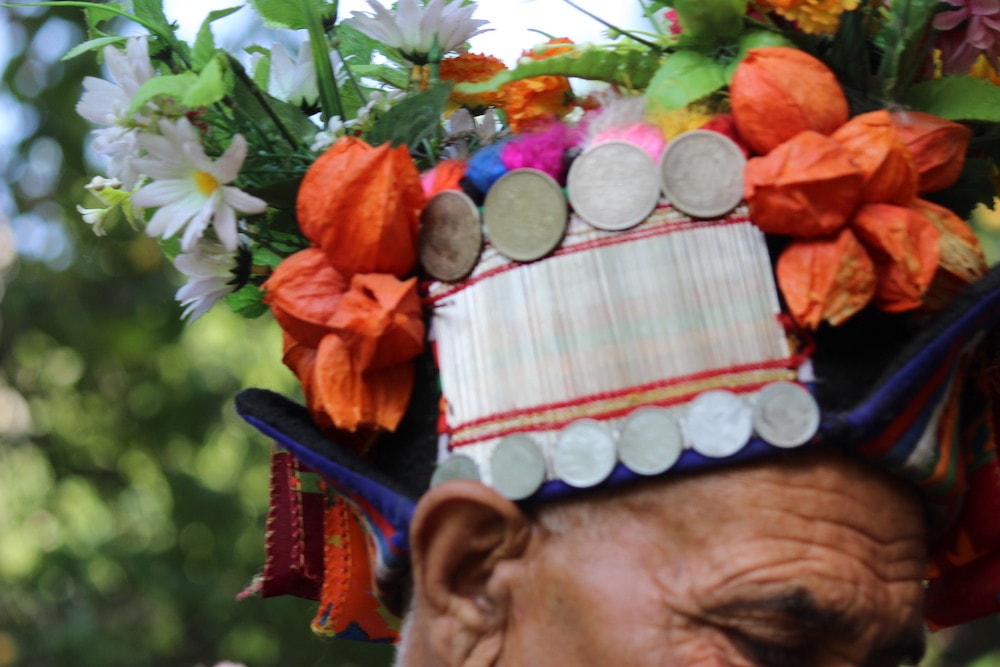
<box><xmin>173</xmin><ymin>239</ymin><xmax>239</xmax><ymax>321</ymax></box>
<box><xmin>76</xmin><ymin>36</ymin><xmax>155</xmax><ymax>188</ymax></box>
<box><xmin>344</xmin><ymin>0</ymin><xmax>490</xmax><ymax>64</ymax></box>
<box><xmin>267</xmin><ymin>41</ymin><xmax>319</xmax><ymax>106</ymax></box>
<box><xmin>131</xmin><ymin>117</ymin><xmax>267</xmax><ymax>252</ymax></box>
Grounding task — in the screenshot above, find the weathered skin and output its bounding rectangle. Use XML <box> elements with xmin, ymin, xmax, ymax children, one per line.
<box><xmin>400</xmin><ymin>448</ymin><xmax>927</xmax><ymax>667</ymax></box>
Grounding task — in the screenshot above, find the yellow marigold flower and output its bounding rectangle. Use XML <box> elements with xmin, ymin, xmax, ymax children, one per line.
<box><xmin>969</xmin><ymin>54</ymin><xmax>1000</xmax><ymax>85</ymax></box>
<box><xmin>646</xmin><ymin>106</ymin><xmax>716</xmax><ymax>142</ymax></box>
<box><xmin>755</xmin><ymin>0</ymin><xmax>861</xmax><ymax>35</ymax></box>
<box><xmin>502</xmin><ymin>38</ymin><xmax>577</xmax><ymax>133</ymax></box>
<box><xmin>439</xmin><ymin>53</ymin><xmax>508</xmax><ymax>112</ymax></box>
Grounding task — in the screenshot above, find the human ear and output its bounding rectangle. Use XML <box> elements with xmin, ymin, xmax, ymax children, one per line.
<box><xmin>408</xmin><ymin>479</ymin><xmax>531</xmax><ymax>664</ymax></box>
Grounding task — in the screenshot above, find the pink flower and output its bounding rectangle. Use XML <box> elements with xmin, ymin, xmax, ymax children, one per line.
<box><xmin>934</xmin><ymin>0</ymin><xmax>1000</xmax><ymax>73</ymax></box>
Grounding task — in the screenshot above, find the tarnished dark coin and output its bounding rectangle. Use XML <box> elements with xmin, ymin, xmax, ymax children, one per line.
<box><xmin>752</xmin><ymin>381</ymin><xmax>820</xmax><ymax>449</ymax></box>
<box><xmin>483</xmin><ymin>168</ymin><xmax>567</xmax><ymax>262</ymax></box>
<box><xmin>419</xmin><ymin>190</ymin><xmax>483</xmax><ymax>282</ymax></box>
<box><xmin>660</xmin><ymin>129</ymin><xmax>746</xmax><ymax>219</ymax></box>
<box><xmin>430</xmin><ymin>453</ymin><xmax>481</xmax><ymax>487</ymax></box>
<box><xmin>567</xmin><ymin>140</ymin><xmax>661</xmax><ymax>231</ymax></box>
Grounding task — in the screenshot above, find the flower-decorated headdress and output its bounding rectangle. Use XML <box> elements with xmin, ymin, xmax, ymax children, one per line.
<box><xmin>69</xmin><ymin>0</ymin><xmax>1000</xmax><ymax>644</ymax></box>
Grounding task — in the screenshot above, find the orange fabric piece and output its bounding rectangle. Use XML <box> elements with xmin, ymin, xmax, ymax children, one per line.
<box><xmin>312</xmin><ymin>498</ymin><xmax>400</xmax><ymax>642</ymax></box>
<box><xmin>328</xmin><ymin>274</ymin><xmax>425</xmax><ymax>371</ymax></box>
<box><xmin>852</xmin><ymin>202</ymin><xmax>942</xmax><ymax>313</ymax></box>
<box><xmin>776</xmin><ymin>228</ymin><xmax>876</xmax><ymax>329</ymax></box>
<box><xmin>745</xmin><ymin>130</ymin><xmax>864</xmax><ymax>237</ymax></box>
<box><xmin>730</xmin><ymin>46</ymin><xmax>849</xmax><ymax>155</ymax></box>
<box><xmin>296</xmin><ymin>137</ymin><xmax>425</xmax><ymax>278</ymax></box>
<box><xmin>831</xmin><ymin>110</ymin><xmax>919</xmax><ymax>205</ymax></box>
<box><xmin>890</xmin><ymin>111</ymin><xmax>971</xmax><ymax>193</ymax></box>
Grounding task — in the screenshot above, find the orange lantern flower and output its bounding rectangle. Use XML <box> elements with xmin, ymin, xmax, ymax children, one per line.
<box><xmin>745</xmin><ymin>130</ymin><xmax>864</xmax><ymax>237</ymax></box>
<box><xmin>852</xmin><ymin>202</ymin><xmax>941</xmax><ymax>312</ymax></box>
<box><xmin>264</xmin><ymin>247</ymin><xmax>347</xmax><ymax>348</ymax></box>
<box><xmin>730</xmin><ymin>46</ymin><xmax>849</xmax><ymax>155</ymax></box>
<box><xmin>296</xmin><ymin>136</ymin><xmax>425</xmax><ymax>278</ymax></box>
<box><xmin>776</xmin><ymin>227</ymin><xmax>877</xmax><ymax>329</ymax></box>
<box><xmin>831</xmin><ymin>110</ymin><xmax>919</xmax><ymax>205</ymax></box>
<box><xmin>911</xmin><ymin>198</ymin><xmax>988</xmax><ymax>309</ymax></box>
<box><xmin>889</xmin><ymin>111</ymin><xmax>972</xmax><ymax>193</ymax></box>
<box><xmin>440</xmin><ymin>53</ymin><xmax>507</xmax><ymax>112</ymax></box>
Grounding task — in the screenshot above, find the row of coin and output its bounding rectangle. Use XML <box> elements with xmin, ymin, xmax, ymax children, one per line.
<box><xmin>418</xmin><ymin>129</ymin><xmax>748</xmax><ymax>283</ymax></box>
<box><xmin>430</xmin><ymin>381</ymin><xmax>821</xmax><ymax>500</ymax></box>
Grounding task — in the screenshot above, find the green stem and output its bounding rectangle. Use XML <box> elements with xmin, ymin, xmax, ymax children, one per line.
<box><xmin>231</xmin><ymin>63</ymin><xmax>301</xmax><ymax>150</ymax></box>
<box><xmin>559</xmin><ymin>0</ymin><xmax>663</xmax><ymax>50</ymax></box>
<box><xmin>302</xmin><ymin>0</ymin><xmax>344</xmax><ymax>122</ymax></box>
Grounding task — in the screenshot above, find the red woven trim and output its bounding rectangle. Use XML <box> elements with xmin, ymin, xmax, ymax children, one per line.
<box><xmin>425</xmin><ymin>209</ymin><xmax>750</xmax><ymax>306</ymax></box>
<box><xmin>449</xmin><ymin>358</ymin><xmax>802</xmax><ymax>448</ymax></box>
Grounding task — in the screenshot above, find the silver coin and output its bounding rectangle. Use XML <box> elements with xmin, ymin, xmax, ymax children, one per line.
<box><xmin>553</xmin><ymin>419</ymin><xmax>618</xmax><ymax>488</ymax></box>
<box><xmin>489</xmin><ymin>434</ymin><xmax>547</xmax><ymax>500</ymax></box>
<box><xmin>683</xmin><ymin>390</ymin><xmax>753</xmax><ymax>458</ymax></box>
<box><xmin>483</xmin><ymin>168</ymin><xmax>567</xmax><ymax>262</ymax></box>
<box><xmin>618</xmin><ymin>407</ymin><xmax>684</xmax><ymax>476</ymax></box>
<box><xmin>567</xmin><ymin>140</ymin><xmax>661</xmax><ymax>231</ymax></box>
<box><xmin>660</xmin><ymin>129</ymin><xmax>746</xmax><ymax>219</ymax></box>
<box><xmin>430</xmin><ymin>453</ymin><xmax>481</xmax><ymax>487</ymax></box>
<box><xmin>419</xmin><ymin>190</ymin><xmax>483</xmax><ymax>282</ymax></box>
<box><xmin>752</xmin><ymin>381</ymin><xmax>821</xmax><ymax>449</ymax></box>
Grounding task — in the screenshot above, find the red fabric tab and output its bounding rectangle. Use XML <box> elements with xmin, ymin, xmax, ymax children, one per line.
<box><xmin>261</xmin><ymin>449</ymin><xmax>326</xmax><ymax>600</ymax></box>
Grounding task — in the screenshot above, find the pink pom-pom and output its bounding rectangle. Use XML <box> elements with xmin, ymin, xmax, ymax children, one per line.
<box><xmin>501</xmin><ymin>123</ymin><xmax>580</xmax><ymax>183</ymax></box>
<box><xmin>590</xmin><ymin>122</ymin><xmax>667</xmax><ymax>162</ymax></box>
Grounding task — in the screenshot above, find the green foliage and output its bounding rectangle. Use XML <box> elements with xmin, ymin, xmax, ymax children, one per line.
<box><xmin>367</xmin><ymin>81</ymin><xmax>452</xmax><ymax>151</ymax></box>
<box><xmin>903</xmin><ymin>77</ymin><xmax>1000</xmax><ymax>122</ymax></box>
<box><xmin>249</xmin><ymin>0</ymin><xmax>335</xmax><ymax>30</ymax></box>
<box><xmin>646</xmin><ymin>50</ymin><xmax>726</xmax><ymax>111</ymax></box>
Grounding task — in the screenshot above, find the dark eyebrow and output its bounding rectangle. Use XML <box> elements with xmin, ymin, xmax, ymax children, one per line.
<box><xmin>711</xmin><ymin>588</ymin><xmax>927</xmax><ymax>665</ymax></box>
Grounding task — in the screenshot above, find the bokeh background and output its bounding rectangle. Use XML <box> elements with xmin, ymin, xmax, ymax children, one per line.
<box><xmin>0</xmin><ymin>2</ymin><xmax>999</xmax><ymax>665</ymax></box>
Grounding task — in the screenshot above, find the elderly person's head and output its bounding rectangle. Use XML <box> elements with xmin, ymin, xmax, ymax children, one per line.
<box><xmin>236</xmin><ymin>24</ymin><xmax>1000</xmax><ymax>667</ymax></box>
<box><xmin>399</xmin><ymin>448</ymin><xmax>927</xmax><ymax>666</ymax></box>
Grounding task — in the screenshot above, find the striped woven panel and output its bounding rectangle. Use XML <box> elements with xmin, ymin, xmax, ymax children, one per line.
<box><xmin>428</xmin><ymin>206</ymin><xmax>798</xmax><ymax>468</ymax></box>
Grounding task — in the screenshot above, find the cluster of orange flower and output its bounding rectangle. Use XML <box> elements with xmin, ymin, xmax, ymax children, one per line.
<box><xmin>733</xmin><ymin>47</ymin><xmax>986</xmax><ymax>328</ymax></box>
<box><xmin>753</xmin><ymin>0</ymin><xmax>861</xmax><ymax>34</ymax></box>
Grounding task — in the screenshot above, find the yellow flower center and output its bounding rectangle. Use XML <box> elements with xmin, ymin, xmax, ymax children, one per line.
<box><xmin>194</xmin><ymin>170</ymin><xmax>220</xmax><ymax>195</ymax></box>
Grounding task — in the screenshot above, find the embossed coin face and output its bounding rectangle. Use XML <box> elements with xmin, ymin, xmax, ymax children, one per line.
<box><xmin>553</xmin><ymin>419</ymin><xmax>618</xmax><ymax>488</ymax></box>
<box><xmin>618</xmin><ymin>407</ymin><xmax>684</xmax><ymax>476</ymax></box>
<box><xmin>660</xmin><ymin>129</ymin><xmax>746</xmax><ymax>219</ymax></box>
<box><xmin>567</xmin><ymin>140</ymin><xmax>661</xmax><ymax>231</ymax></box>
<box><xmin>752</xmin><ymin>381</ymin><xmax>821</xmax><ymax>448</ymax></box>
<box><xmin>483</xmin><ymin>168</ymin><xmax>568</xmax><ymax>262</ymax></box>
<box><xmin>684</xmin><ymin>390</ymin><xmax>753</xmax><ymax>458</ymax></box>
<box><xmin>430</xmin><ymin>453</ymin><xmax>481</xmax><ymax>488</ymax></box>
<box><xmin>419</xmin><ymin>190</ymin><xmax>483</xmax><ymax>282</ymax></box>
<box><xmin>490</xmin><ymin>434</ymin><xmax>547</xmax><ymax>500</ymax></box>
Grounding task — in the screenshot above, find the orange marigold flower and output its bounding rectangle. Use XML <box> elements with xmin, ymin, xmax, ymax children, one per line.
<box><xmin>440</xmin><ymin>53</ymin><xmax>507</xmax><ymax>112</ymax></box>
<box><xmin>503</xmin><ymin>38</ymin><xmax>577</xmax><ymax>133</ymax></box>
<box><xmin>754</xmin><ymin>0</ymin><xmax>860</xmax><ymax>34</ymax></box>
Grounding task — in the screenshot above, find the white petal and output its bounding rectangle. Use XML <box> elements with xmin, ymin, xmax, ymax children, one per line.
<box><xmin>132</xmin><ymin>179</ymin><xmax>198</xmax><ymax>208</ymax></box>
<box><xmin>179</xmin><ymin>198</ymin><xmax>217</xmax><ymax>251</ymax></box>
<box><xmin>212</xmin><ymin>134</ymin><xmax>248</xmax><ymax>184</ymax></box>
<box><xmin>211</xmin><ymin>200</ymin><xmax>239</xmax><ymax>251</ymax></box>
<box><xmin>222</xmin><ymin>186</ymin><xmax>267</xmax><ymax>214</ymax></box>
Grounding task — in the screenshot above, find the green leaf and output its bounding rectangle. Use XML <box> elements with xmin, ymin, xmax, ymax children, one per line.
<box><xmin>335</xmin><ymin>22</ymin><xmax>380</xmax><ymax>65</ymax></box>
<box><xmin>131</xmin><ymin>0</ymin><xmax>171</xmax><ymax>33</ymax></box>
<box><xmin>645</xmin><ymin>50</ymin><xmax>726</xmax><ymax>112</ymax></box>
<box><xmin>61</xmin><ymin>35</ymin><xmax>126</xmax><ymax>61</ymax></box>
<box><xmin>366</xmin><ymin>82</ymin><xmax>451</xmax><ymax>150</ymax></box>
<box><xmin>85</xmin><ymin>2</ymin><xmax>123</xmax><ymax>38</ymax></box>
<box><xmin>248</xmin><ymin>0</ymin><xmax>334</xmax><ymax>30</ymax></box>
<box><xmin>672</xmin><ymin>0</ymin><xmax>746</xmax><ymax>49</ymax></box>
<box><xmin>453</xmin><ymin>46</ymin><xmax>664</xmax><ymax>95</ymax></box>
<box><xmin>129</xmin><ymin>71</ymin><xmax>198</xmax><ymax>114</ymax></box>
<box><xmin>182</xmin><ymin>55</ymin><xmax>229</xmax><ymax>107</ymax></box>
<box><xmin>192</xmin><ymin>6</ymin><xmax>242</xmax><ymax>71</ymax></box>
<box><xmin>225</xmin><ymin>283</ymin><xmax>269</xmax><ymax>318</ymax></box>
<box><xmin>876</xmin><ymin>0</ymin><xmax>939</xmax><ymax>99</ymax></box>
<box><xmin>347</xmin><ymin>63</ymin><xmax>410</xmax><ymax>90</ymax></box>
<box><xmin>724</xmin><ymin>30</ymin><xmax>794</xmax><ymax>81</ymax></box>
<box><xmin>901</xmin><ymin>77</ymin><xmax>1000</xmax><ymax>122</ymax></box>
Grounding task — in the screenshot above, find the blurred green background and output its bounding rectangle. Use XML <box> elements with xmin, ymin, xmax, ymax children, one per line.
<box><xmin>0</xmin><ymin>2</ymin><xmax>998</xmax><ymax>666</ymax></box>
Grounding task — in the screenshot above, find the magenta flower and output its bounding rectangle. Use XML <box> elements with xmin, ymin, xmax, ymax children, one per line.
<box><xmin>933</xmin><ymin>0</ymin><xmax>1000</xmax><ymax>74</ymax></box>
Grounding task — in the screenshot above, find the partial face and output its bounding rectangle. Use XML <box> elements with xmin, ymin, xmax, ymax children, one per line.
<box><xmin>503</xmin><ymin>450</ymin><xmax>927</xmax><ymax>667</ymax></box>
